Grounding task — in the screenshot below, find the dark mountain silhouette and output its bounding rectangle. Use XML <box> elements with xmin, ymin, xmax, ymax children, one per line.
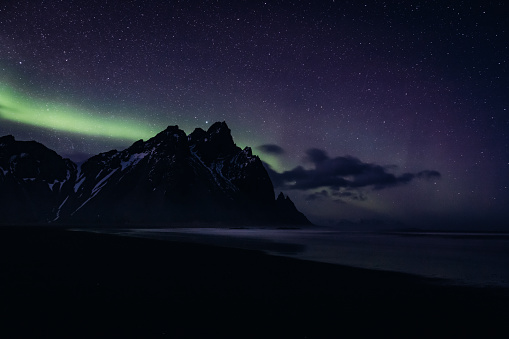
<box><xmin>0</xmin><ymin>135</ymin><xmax>77</xmax><ymax>223</ymax></box>
<box><xmin>0</xmin><ymin>122</ymin><xmax>311</xmax><ymax>226</ymax></box>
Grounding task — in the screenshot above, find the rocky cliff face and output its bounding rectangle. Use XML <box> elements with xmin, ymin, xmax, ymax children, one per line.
<box><xmin>0</xmin><ymin>122</ymin><xmax>311</xmax><ymax>226</ymax></box>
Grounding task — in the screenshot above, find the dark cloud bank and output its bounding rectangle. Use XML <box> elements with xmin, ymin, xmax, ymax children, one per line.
<box><xmin>264</xmin><ymin>148</ymin><xmax>441</xmax><ymax>202</ymax></box>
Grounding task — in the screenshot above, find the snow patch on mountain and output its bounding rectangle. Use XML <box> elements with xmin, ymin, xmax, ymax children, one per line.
<box><xmin>48</xmin><ymin>179</ymin><xmax>59</xmax><ymax>191</ymax></box>
<box><xmin>211</xmin><ymin>161</ymin><xmax>238</xmax><ymax>192</ymax></box>
<box><xmin>190</xmin><ymin>149</ymin><xmax>224</xmax><ymax>190</ymax></box>
<box><xmin>73</xmin><ymin>168</ymin><xmax>118</xmax><ymax>215</ymax></box>
<box><xmin>52</xmin><ymin>195</ymin><xmax>69</xmax><ymax>221</ymax></box>
<box><xmin>92</xmin><ymin>168</ymin><xmax>118</xmax><ymax>195</ymax></box>
<box><xmin>75</xmin><ymin>164</ymin><xmax>82</xmax><ymax>180</ymax></box>
<box><xmin>74</xmin><ymin>177</ymin><xmax>85</xmax><ymax>193</ymax></box>
<box><xmin>73</xmin><ymin>164</ymin><xmax>84</xmax><ymax>192</ymax></box>
<box><xmin>121</xmin><ymin>152</ymin><xmax>149</xmax><ymax>171</ymax></box>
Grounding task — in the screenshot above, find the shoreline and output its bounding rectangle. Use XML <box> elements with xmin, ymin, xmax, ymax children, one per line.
<box><xmin>88</xmin><ymin>226</ymin><xmax>509</xmax><ymax>289</ymax></box>
<box><xmin>1</xmin><ymin>226</ymin><xmax>508</xmax><ymax>337</ymax></box>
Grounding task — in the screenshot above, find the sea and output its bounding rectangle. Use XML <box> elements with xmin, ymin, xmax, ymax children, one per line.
<box><xmin>97</xmin><ymin>227</ymin><xmax>509</xmax><ymax>289</ymax></box>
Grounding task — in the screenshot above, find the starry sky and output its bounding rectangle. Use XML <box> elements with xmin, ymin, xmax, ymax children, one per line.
<box><xmin>1</xmin><ymin>1</ymin><xmax>507</xmax><ymax>230</ymax></box>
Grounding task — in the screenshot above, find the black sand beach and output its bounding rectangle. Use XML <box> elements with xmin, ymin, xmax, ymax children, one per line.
<box><xmin>1</xmin><ymin>227</ymin><xmax>508</xmax><ymax>338</ymax></box>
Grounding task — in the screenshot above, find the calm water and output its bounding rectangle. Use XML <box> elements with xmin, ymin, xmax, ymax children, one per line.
<box><xmin>104</xmin><ymin>227</ymin><xmax>509</xmax><ymax>288</ymax></box>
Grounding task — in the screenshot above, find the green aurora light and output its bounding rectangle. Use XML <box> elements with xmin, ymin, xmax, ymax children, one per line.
<box><xmin>0</xmin><ymin>83</ymin><xmax>159</xmax><ymax>141</ymax></box>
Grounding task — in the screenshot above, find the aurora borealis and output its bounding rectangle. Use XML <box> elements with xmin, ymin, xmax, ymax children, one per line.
<box><xmin>0</xmin><ymin>1</ymin><xmax>507</xmax><ymax>229</ymax></box>
<box><xmin>0</xmin><ymin>83</ymin><xmax>159</xmax><ymax>140</ymax></box>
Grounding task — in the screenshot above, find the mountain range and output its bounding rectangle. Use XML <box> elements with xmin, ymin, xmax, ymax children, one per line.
<box><xmin>0</xmin><ymin>122</ymin><xmax>310</xmax><ymax>226</ymax></box>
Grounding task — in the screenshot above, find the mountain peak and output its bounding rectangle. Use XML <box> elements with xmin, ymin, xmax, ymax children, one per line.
<box><xmin>0</xmin><ymin>135</ymin><xmax>15</xmax><ymax>145</ymax></box>
<box><xmin>156</xmin><ymin>125</ymin><xmax>184</xmax><ymax>139</ymax></box>
<box><xmin>188</xmin><ymin>127</ymin><xmax>206</xmax><ymax>142</ymax></box>
<box><xmin>277</xmin><ymin>192</ymin><xmax>286</xmax><ymax>201</ymax></box>
<box><xmin>207</xmin><ymin>121</ymin><xmax>234</xmax><ymax>145</ymax></box>
<box><xmin>164</xmin><ymin>125</ymin><xmax>180</xmax><ymax>132</ymax></box>
<box><xmin>189</xmin><ymin>121</ymin><xmax>238</xmax><ymax>163</ymax></box>
<box><xmin>207</xmin><ymin>121</ymin><xmax>229</xmax><ymax>133</ymax></box>
<box><xmin>150</xmin><ymin>125</ymin><xmax>188</xmax><ymax>146</ymax></box>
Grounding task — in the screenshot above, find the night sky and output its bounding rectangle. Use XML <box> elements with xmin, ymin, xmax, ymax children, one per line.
<box><xmin>1</xmin><ymin>1</ymin><xmax>507</xmax><ymax>229</ymax></box>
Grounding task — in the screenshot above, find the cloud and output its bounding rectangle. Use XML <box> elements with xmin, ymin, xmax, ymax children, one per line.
<box><xmin>331</xmin><ymin>190</ymin><xmax>367</xmax><ymax>201</ymax></box>
<box><xmin>305</xmin><ymin>189</ymin><xmax>354</xmax><ymax>204</ymax></box>
<box><xmin>304</xmin><ymin>148</ymin><xmax>328</xmax><ymax>164</ymax></box>
<box><xmin>264</xmin><ymin>148</ymin><xmax>441</xmax><ymax>194</ymax></box>
<box><xmin>257</xmin><ymin>144</ymin><xmax>285</xmax><ymax>155</ymax></box>
<box><xmin>305</xmin><ymin>190</ymin><xmax>329</xmax><ymax>201</ymax></box>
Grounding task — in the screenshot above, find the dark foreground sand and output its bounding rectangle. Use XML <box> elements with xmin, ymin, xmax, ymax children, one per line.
<box><xmin>0</xmin><ymin>227</ymin><xmax>507</xmax><ymax>338</ymax></box>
